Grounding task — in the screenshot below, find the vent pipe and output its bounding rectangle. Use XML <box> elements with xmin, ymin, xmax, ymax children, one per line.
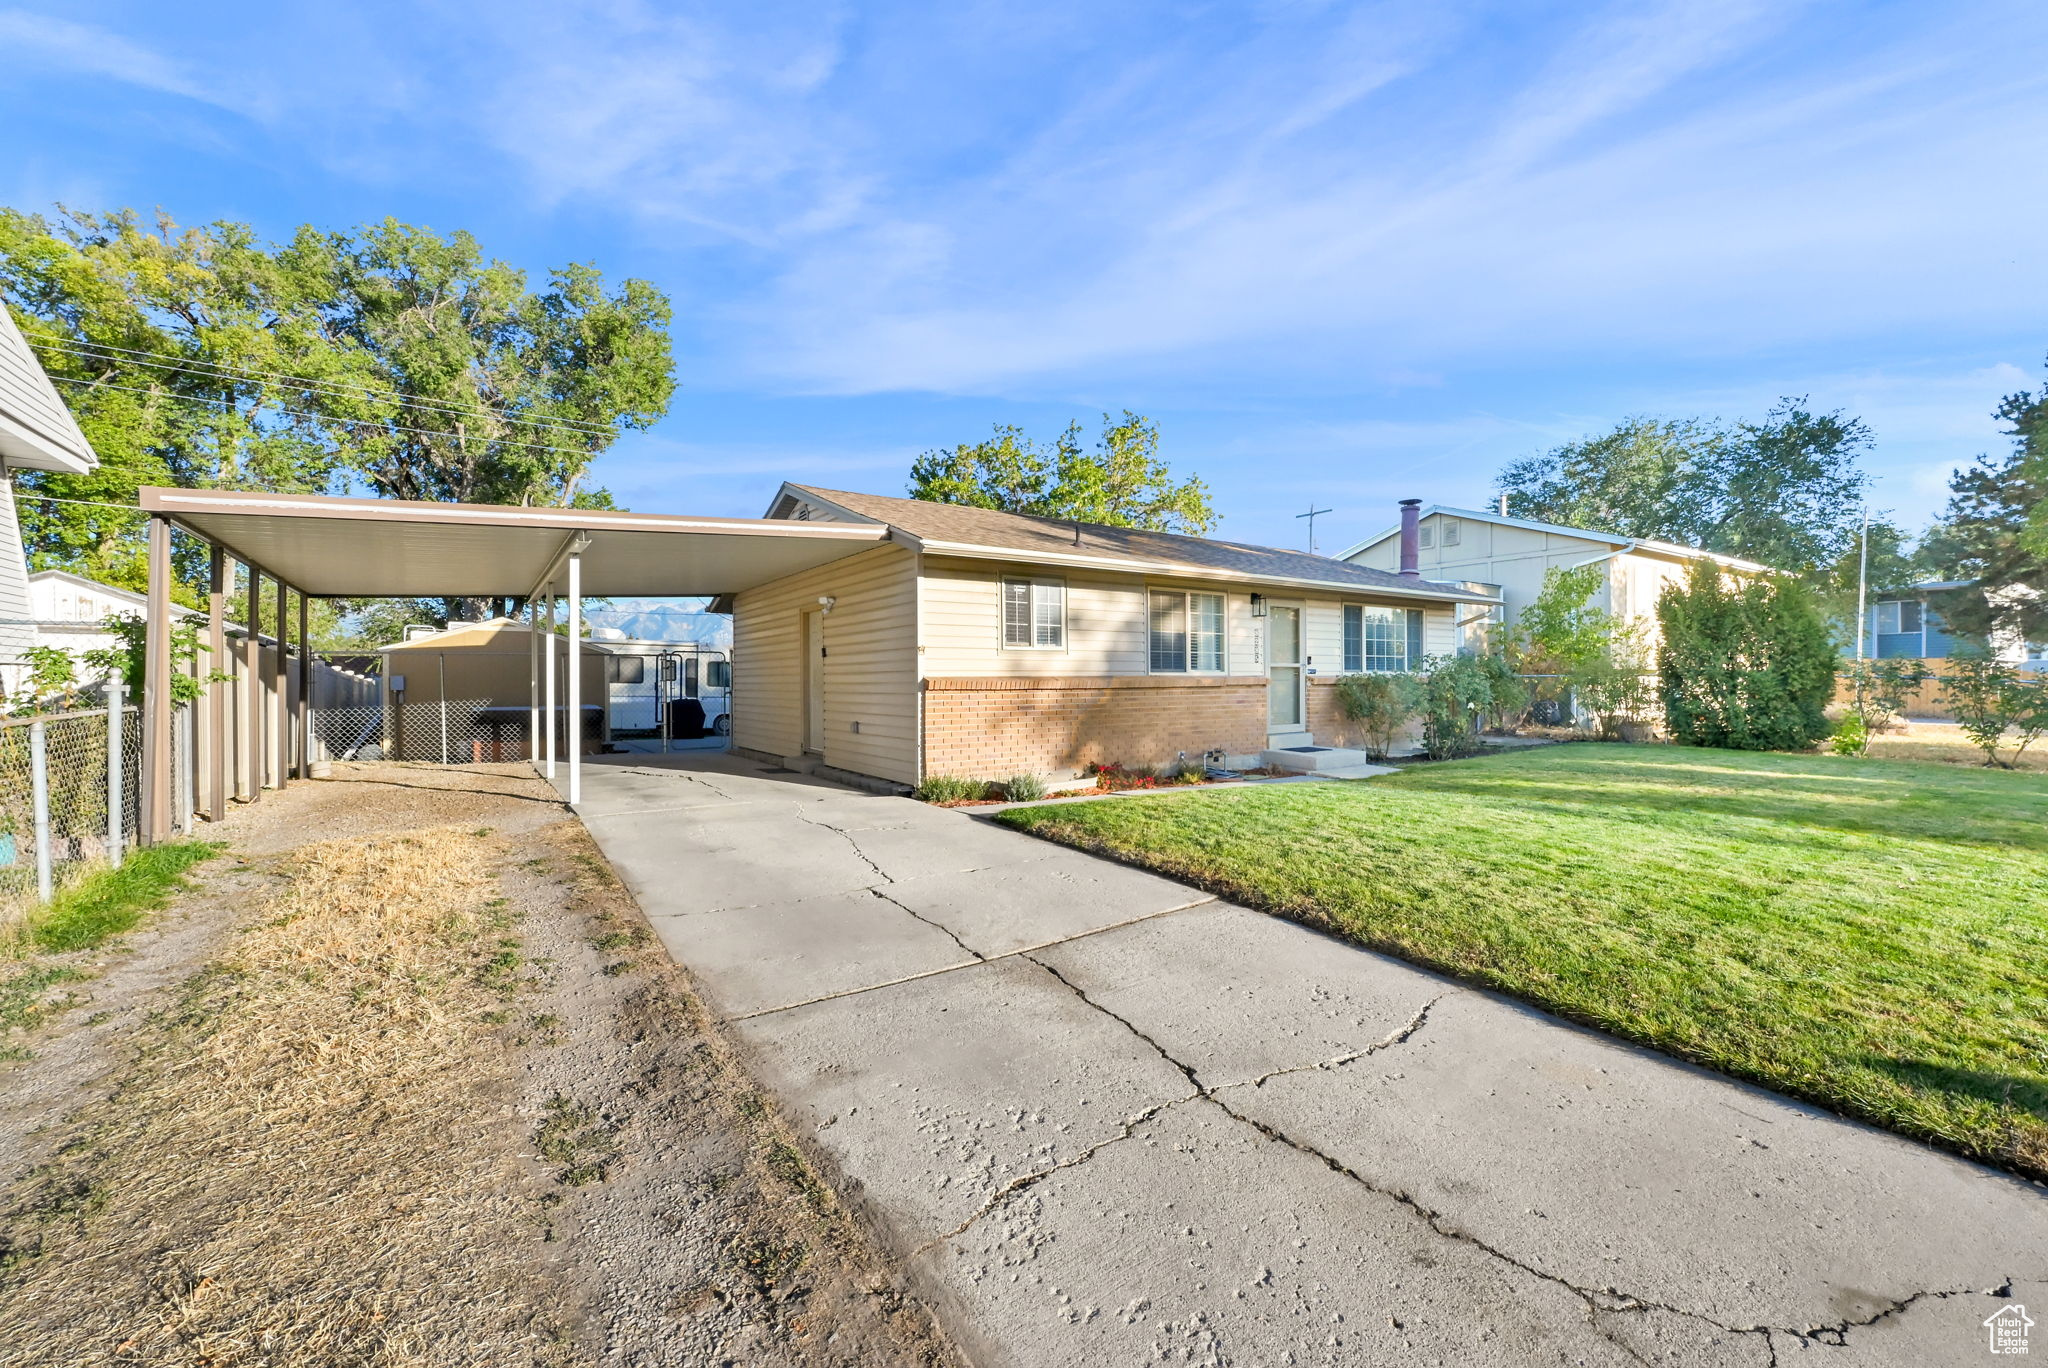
<box><xmin>1398</xmin><ymin>499</ymin><xmax>1423</xmax><ymax>578</ymax></box>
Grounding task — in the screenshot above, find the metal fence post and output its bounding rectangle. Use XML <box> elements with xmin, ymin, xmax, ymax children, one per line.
<box><xmin>106</xmin><ymin>679</ymin><xmax>124</xmax><ymax>864</ymax></box>
<box><xmin>177</xmin><ymin>705</ymin><xmax>194</xmax><ymax>835</ymax></box>
<box><xmin>30</xmin><ymin>719</ymin><xmax>52</xmax><ymax>903</ymax></box>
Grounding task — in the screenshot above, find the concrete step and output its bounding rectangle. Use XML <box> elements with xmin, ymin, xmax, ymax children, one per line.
<box><xmin>1261</xmin><ymin>744</ymin><xmax>1394</xmax><ymax>775</ymax></box>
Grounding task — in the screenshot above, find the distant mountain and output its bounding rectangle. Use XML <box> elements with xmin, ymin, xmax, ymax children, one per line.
<box><xmin>586</xmin><ymin>598</ymin><xmax>733</xmax><ymax>648</ymax></box>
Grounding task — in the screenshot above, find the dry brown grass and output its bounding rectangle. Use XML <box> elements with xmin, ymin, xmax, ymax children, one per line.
<box><xmin>0</xmin><ymin>826</ymin><xmax>569</xmax><ymax>1368</ymax></box>
<box><xmin>1867</xmin><ymin>720</ymin><xmax>2048</xmax><ymax>772</ymax></box>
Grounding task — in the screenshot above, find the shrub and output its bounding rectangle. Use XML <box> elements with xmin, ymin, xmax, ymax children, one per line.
<box><xmin>1656</xmin><ymin>562</ymin><xmax>1835</xmax><ymax>751</ymax></box>
<box><xmin>1569</xmin><ymin>623</ymin><xmax>1655</xmax><ymax>740</ymax></box>
<box><xmin>1472</xmin><ymin>652</ymin><xmax>1531</xmax><ymax>733</ymax></box>
<box><xmin>1333</xmin><ymin>672</ymin><xmax>1421</xmax><ymax>759</ymax></box>
<box><xmin>913</xmin><ymin>775</ymin><xmax>991</xmax><ymax>803</ymax></box>
<box><xmin>1416</xmin><ymin>654</ymin><xmax>1495</xmax><ymax>760</ymax></box>
<box><xmin>1087</xmin><ymin>761</ymin><xmax>1159</xmax><ymax>792</ymax></box>
<box><xmin>1942</xmin><ymin>652</ymin><xmax>2048</xmax><ymax>768</ymax></box>
<box><xmin>1839</xmin><ymin>657</ymin><xmax>1929</xmax><ymax>734</ymax></box>
<box><xmin>1830</xmin><ymin>712</ymin><xmax>1869</xmax><ymax>757</ymax></box>
<box><xmin>999</xmin><ymin>772</ymin><xmax>1047</xmax><ymax>803</ymax></box>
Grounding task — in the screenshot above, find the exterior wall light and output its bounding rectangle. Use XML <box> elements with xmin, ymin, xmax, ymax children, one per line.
<box><xmin>1249</xmin><ymin>593</ymin><xmax>1267</xmax><ymax>618</ymax></box>
<box><xmin>817</xmin><ymin>595</ymin><xmax>837</xmax><ymax>615</ymax></box>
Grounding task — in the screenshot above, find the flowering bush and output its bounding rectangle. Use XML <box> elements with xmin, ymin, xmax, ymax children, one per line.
<box><xmin>1087</xmin><ymin>762</ymin><xmax>1160</xmax><ymax>792</ymax></box>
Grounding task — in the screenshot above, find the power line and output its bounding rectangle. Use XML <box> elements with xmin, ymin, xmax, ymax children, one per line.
<box><xmin>45</xmin><ymin>374</ymin><xmax>610</xmax><ymax>461</ymax></box>
<box><xmin>24</xmin><ymin>333</ymin><xmax>620</xmax><ymax>438</ymax></box>
<box><xmin>14</xmin><ymin>492</ymin><xmax>149</xmax><ymax>514</ymax></box>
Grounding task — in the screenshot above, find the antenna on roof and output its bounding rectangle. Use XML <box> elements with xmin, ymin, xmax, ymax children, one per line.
<box><xmin>1072</xmin><ymin>518</ymin><xmax>1081</xmax><ymax>546</ymax></box>
<box><xmin>1296</xmin><ymin>504</ymin><xmax>1333</xmax><ymax>554</ymax></box>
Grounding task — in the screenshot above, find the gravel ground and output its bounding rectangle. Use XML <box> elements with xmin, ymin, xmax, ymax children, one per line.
<box><xmin>0</xmin><ymin>762</ymin><xmax>957</xmax><ymax>1367</ymax></box>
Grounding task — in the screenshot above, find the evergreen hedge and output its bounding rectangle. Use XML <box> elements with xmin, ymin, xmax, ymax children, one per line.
<box><xmin>1655</xmin><ymin>561</ymin><xmax>1836</xmax><ymax>751</ymax></box>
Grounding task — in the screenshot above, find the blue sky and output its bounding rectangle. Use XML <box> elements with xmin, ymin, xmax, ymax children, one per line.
<box><xmin>3</xmin><ymin>0</ymin><xmax>2045</xmax><ymax>554</ymax></box>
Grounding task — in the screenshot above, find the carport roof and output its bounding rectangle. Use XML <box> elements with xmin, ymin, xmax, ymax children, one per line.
<box><xmin>140</xmin><ymin>487</ymin><xmax>890</xmax><ymax>597</ymax></box>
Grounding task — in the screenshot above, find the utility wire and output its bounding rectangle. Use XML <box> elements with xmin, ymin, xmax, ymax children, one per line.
<box><xmin>46</xmin><ymin>375</ymin><xmax>609</xmax><ymax>461</ymax></box>
<box><xmin>14</xmin><ymin>493</ymin><xmax>148</xmax><ymax>514</ymax></box>
<box><xmin>24</xmin><ymin>333</ymin><xmax>620</xmax><ymax>437</ymax></box>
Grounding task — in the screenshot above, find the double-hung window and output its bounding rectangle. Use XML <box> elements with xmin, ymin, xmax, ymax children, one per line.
<box><xmin>1148</xmin><ymin>590</ymin><xmax>1225</xmax><ymax>672</ymax></box>
<box><xmin>1002</xmin><ymin>578</ymin><xmax>1066</xmax><ymax>649</ymax></box>
<box><xmin>1342</xmin><ymin>605</ymin><xmax>1425</xmax><ymax>672</ymax></box>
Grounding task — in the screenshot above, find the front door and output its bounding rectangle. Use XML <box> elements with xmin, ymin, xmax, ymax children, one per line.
<box><xmin>1267</xmin><ymin>605</ymin><xmax>1303</xmax><ymax>731</ymax></box>
<box><xmin>803</xmin><ymin>609</ymin><xmax>826</xmax><ymax>754</ymax></box>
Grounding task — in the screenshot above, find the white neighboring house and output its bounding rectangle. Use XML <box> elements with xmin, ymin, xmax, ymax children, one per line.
<box><xmin>29</xmin><ymin>568</ymin><xmax>202</xmax><ymax>667</ymax></box>
<box><xmin>0</xmin><ymin>305</ymin><xmax>100</xmax><ymax>694</ymax></box>
<box><xmin>1340</xmin><ymin>503</ymin><xmax>1772</xmax><ymax>653</ymax></box>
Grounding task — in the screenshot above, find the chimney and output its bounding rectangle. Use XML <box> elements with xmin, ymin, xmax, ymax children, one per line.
<box><xmin>1398</xmin><ymin>498</ymin><xmax>1422</xmax><ymax>578</ymax></box>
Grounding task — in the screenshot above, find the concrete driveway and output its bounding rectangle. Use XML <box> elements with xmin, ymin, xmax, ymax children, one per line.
<box><xmin>567</xmin><ymin>752</ymin><xmax>2048</xmax><ymax>1367</ymax></box>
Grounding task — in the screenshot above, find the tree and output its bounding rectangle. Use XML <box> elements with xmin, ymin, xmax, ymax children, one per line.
<box><xmin>1499</xmin><ymin>399</ymin><xmax>1872</xmax><ymax>574</ymax></box>
<box><xmin>1940</xmin><ymin>651</ymin><xmax>2048</xmax><ymax>768</ymax></box>
<box><xmin>909</xmin><ymin>412</ymin><xmax>1215</xmax><ymax>534</ymax></box>
<box><xmin>0</xmin><ymin>208</ymin><xmax>676</xmax><ymax>616</ymax></box>
<box><xmin>1499</xmin><ymin>417</ymin><xmax>1711</xmax><ymax>541</ymax></box>
<box><xmin>1921</xmin><ymin>369</ymin><xmax>2048</xmax><ymax>646</ymax></box>
<box><xmin>1656</xmin><ymin>561</ymin><xmax>1837</xmax><ymax>751</ymax></box>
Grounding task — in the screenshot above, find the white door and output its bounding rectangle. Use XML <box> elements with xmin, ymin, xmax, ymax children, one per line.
<box><xmin>803</xmin><ymin>609</ymin><xmax>826</xmax><ymax>753</ymax></box>
<box><xmin>1267</xmin><ymin>605</ymin><xmax>1303</xmax><ymax>730</ymax></box>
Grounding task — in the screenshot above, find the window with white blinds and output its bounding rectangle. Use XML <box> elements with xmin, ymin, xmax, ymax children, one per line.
<box><xmin>1002</xmin><ymin>578</ymin><xmax>1065</xmax><ymax>648</ymax></box>
<box><xmin>1149</xmin><ymin>591</ymin><xmax>1225</xmax><ymax>672</ymax></box>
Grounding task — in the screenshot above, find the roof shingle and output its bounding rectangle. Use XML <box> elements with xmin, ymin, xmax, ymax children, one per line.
<box><xmin>784</xmin><ymin>486</ymin><xmax>1494</xmax><ymax>601</ymax></box>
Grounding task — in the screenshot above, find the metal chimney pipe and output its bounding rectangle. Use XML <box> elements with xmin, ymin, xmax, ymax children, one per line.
<box><xmin>1398</xmin><ymin>499</ymin><xmax>1423</xmax><ymax>578</ymax></box>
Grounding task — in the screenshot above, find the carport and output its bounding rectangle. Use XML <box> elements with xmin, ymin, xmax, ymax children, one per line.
<box><xmin>133</xmin><ymin>488</ymin><xmax>888</xmax><ymax>841</ymax></box>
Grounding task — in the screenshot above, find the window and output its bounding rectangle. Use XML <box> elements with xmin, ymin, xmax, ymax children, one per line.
<box><xmin>1440</xmin><ymin>518</ymin><xmax>1461</xmax><ymax>548</ymax></box>
<box><xmin>1342</xmin><ymin>605</ymin><xmax>1425</xmax><ymax>672</ymax></box>
<box><xmin>1002</xmin><ymin>578</ymin><xmax>1065</xmax><ymax>648</ymax></box>
<box><xmin>1149</xmin><ymin>590</ymin><xmax>1226</xmax><ymax>672</ymax></box>
<box><xmin>1875</xmin><ymin>600</ymin><xmax>1924</xmax><ymax>636</ymax></box>
<box><xmin>608</xmin><ymin>656</ymin><xmax>646</xmax><ymax>684</ymax></box>
<box><xmin>706</xmin><ymin>660</ymin><xmax>731</xmax><ymax>690</ymax></box>
<box><xmin>683</xmin><ymin>656</ymin><xmax>700</xmax><ymax>696</ymax></box>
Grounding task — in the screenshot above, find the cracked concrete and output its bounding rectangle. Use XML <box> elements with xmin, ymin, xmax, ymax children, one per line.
<box><xmin>564</xmin><ymin>751</ymin><xmax>2048</xmax><ymax>1367</ymax></box>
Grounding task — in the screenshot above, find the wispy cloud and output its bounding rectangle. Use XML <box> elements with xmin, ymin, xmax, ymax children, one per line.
<box><xmin>0</xmin><ymin>10</ymin><xmax>238</xmax><ymax>109</ymax></box>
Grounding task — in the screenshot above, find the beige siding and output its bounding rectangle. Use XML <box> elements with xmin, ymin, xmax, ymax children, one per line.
<box><xmin>731</xmin><ymin>544</ymin><xmax>919</xmax><ymax>785</ymax></box>
<box><xmin>922</xmin><ymin>557</ymin><xmax>1462</xmax><ymax>683</ymax></box>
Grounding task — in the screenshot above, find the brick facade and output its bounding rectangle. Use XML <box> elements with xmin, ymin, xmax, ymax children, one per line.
<box><xmin>922</xmin><ymin>675</ymin><xmax>1267</xmax><ymax>778</ymax></box>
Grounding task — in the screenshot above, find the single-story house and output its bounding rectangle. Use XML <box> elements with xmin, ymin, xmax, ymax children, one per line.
<box><xmin>1862</xmin><ymin>580</ymin><xmax>2046</xmax><ymax>667</ymax></box>
<box><xmin>711</xmin><ymin>486</ymin><xmax>1500</xmax><ymax>788</ymax></box>
<box><xmin>29</xmin><ymin>568</ymin><xmax>201</xmax><ymax>663</ymax></box>
<box><xmin>1340</xmin><ymin>503</ymin><xmax>1770</xmax><ymax>653</ymax></box>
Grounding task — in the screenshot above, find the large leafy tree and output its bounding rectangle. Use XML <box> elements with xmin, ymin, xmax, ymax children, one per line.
<box><xmin>0</xmin><ymin>208</ymin><xmax>675</xmax><ymax>617</ymax></box>
<box><xmin>1500</xmin><ymin>400</ymin><xmax>1872</xmax><ymax>574</ymax></box>
<box><xmin>1921</xmin><ymin>371</ymin><xmax>2048</xmax><ymax>645</ymax></box>
<box><xmin>1497</xmin><ymin>417</ymin><xmax>1712</xmax><ymax>542</ymax></box>
<box><xmin>909</xmin><ymin>412</ymin><xmax>1215</xmax><ymax>534</ymax></box>
<box><xmin>1656</xmin><ymin>560</ymin><xmax>1836</xmax><ymax>751</ymax></box>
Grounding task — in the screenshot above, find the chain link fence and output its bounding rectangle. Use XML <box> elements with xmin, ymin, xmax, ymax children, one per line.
<box><xmin>0</xmin><ymin>699</ymin><xmax>196</xmax><ymax>907</ymax></box>
<box><xmin>312</xmin><ymin>699</ymin><xmax>600</xmax><ymax>765</ymax></box>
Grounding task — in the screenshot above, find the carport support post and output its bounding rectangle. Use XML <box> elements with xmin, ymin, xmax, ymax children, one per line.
<box><xmin>527</xmin><ymin>596</ymin><xmax>540</xmax><ymax>765</ymax></box>
<box><xmin>543</xmin><ymin>590</ymin><xmax>557</xmax><ymax>779</ymax></box>
<box><xmin>296</xmin><ymin>591</ymin><xmax>310</xmax><ymax>777</ymax></box>
<box><xmin>566</xmin><ymin>550</ymin><xmax>582</xmax><ymax>806</ymax></box>
<box><xmin>206</xmin><ymin>545</ymin><xmax>227</xmax><ymax>820</ymax></box>
<box><xmin>247</xmin><ymin>567</ymin><xmax>263</xmax><ymax>803</ymax></box>
<box><xmin>272</xmin><ymin>577</ymin><xmax>287</xmax><ymax>787</ymax></box>
<box><xmin>141</xmin><ymin>514</ymin><xmax>173</xmax><ymax>845</ymax></box>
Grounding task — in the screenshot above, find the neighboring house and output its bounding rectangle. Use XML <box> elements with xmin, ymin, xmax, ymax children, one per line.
<box><xmin>711</xmin><ymin>486</ymin><xmax>1499</xmax><ymax>788</ymax></box>
<box><xmin>29</xmin><ymin>568</ymin><xmax>201</xmax><ymax>664</ymax></box>
<box><xmin>0</xmin><ymin>306</ymin><xmax>99</xmax><ymax>695</ymax></box>
<box><xmin>1861</xmin><ymin>580</ymin><xmax>2045</xmax><ymax>668</ymax></box>
<box><xmin>1340</xmin><ymin>503</ymin><xmax>1770</xmax><ymax>653</ymax></box>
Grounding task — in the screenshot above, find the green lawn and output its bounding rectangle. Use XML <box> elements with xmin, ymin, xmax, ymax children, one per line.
<box><xmin>996</xmin><ymin>745</ymin><xmax>2048</xmax><ymax>1177</ymax></box>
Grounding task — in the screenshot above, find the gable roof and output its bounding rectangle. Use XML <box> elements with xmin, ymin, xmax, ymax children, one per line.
<box><xmin>1337</xmin><ymin>504</ymin><xmax>1772</xmax><ymax>574</ymax></box>
<box><xmin>776</xmin><ymin>485</ymin><xmax>1498</xmax><ymax>603</ymax></box>
<box><xmin>0</xmin><ymin>309</ymin><xmax>98</xmax><ymax>474</ymax></box>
